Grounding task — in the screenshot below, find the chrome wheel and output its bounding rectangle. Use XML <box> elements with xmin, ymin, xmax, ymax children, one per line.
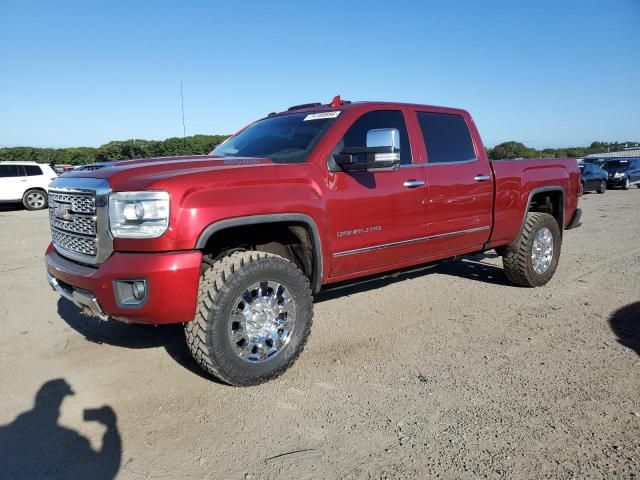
<box><xmin>27</xmin><ymin>192</ymin><xmax>46</xmax><ymax>209</ymax></box>
<box><xmin>531</xmin><ymin>227</ymin><xmax>554</xmax><ymax>274</ymax></box>
<box><xmin>228</xmin><ymin>281</ymin><xmax>296</xmax><ymax>363</ymax></box>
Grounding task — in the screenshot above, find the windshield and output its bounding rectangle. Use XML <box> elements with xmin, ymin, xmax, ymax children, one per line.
<box><xmin>212</xmin><ymin>112</ymin><xmax>339</xmax><ymax>163</ymax></box>
<box><xmin>603</xmin><ymin>160</ymin><xmax>630</xmax><ymax>171</ymax></box>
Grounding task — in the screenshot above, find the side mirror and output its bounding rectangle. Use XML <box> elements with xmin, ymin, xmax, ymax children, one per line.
<box><xmin>334</xmin><ymin>128</ymin><xmax>401</xmax><ymax>172</ymax></box>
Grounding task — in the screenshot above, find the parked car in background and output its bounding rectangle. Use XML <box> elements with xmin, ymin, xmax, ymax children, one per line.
<box><xmin>579</xmin><ymin>163</ymin><xmax>607</xmax><ymax>194</ymax></box>
<box><xmin>73</xmin><ymin>162</ymin><xmax>117</xmax><ymax>172</ymax></box>
<box><xmin>0</xmin><ymin>161</ymin><xmax>58</xmax><ymax>210</ymax></box>
<box><xmin>603</xmin><ymin>158</ymin><xmax>640</xmax><ymax>190</ymax></box>
<box><xmin>53</xmin><ymin>164</ymin><xmax>74</xmax><ymax>175</ymax></box>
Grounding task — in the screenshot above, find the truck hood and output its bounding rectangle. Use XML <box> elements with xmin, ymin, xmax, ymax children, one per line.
<box><xmin>63</xmin><ymin>155</ymin><xmax>279</xmax><ymax>191</ymax></box>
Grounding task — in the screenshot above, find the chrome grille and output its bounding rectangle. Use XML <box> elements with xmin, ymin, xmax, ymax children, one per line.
<box><xmin>49</xmin><ymin>214</ymin><xmax>96</xmax><ymax>236</ymax></box>
<box><xmin>49</xmin><ymin>192</ymin><xmax>96</xmax><ymax>213</ymax></box>
<box><xmin>48</xmin><ymin>178</ymin><xmax>112</xmax><ymax>265</ymax></box>
<box><xmin>49</xmin><ymin>190</ymin><xmax>98</xmax><ymax>260</ymax></box>
<box><xmin>51</xmin><ymin>229</ymin><xmax>97</xmax><ymax>256</ymax></box>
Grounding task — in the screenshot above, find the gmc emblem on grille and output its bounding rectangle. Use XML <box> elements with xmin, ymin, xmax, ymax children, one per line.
<box><xmin>54</xmin><ymin>203</ymin><xmax>72</xmax><ymax>221</ymax></box>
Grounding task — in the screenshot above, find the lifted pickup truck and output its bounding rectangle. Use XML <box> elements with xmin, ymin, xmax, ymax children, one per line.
<box><xmin>45</xmin><ymin>97</ymin><xmax>581</xmax><ymax>386</ymax></box>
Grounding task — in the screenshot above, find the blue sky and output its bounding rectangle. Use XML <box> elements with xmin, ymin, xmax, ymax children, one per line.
<box><xmin>1</xmin><ymin>0</ymin><xmax>638</xmax><ymax>149</ymax></box>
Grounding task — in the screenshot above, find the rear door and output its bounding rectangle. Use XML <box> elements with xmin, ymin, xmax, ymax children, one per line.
<box><xmin>415</xmin><ymin>110</ymin><xmax>493</xmax><ymax>256</ymax></box>
<box><xmin>326</xmin><ymin>109</ymin><xmax>428</xmax><ymax>277</ymax></box>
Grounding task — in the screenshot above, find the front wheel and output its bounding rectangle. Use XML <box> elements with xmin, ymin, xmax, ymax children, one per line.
<box><xmin>623</xmin><ymin>177</ymin><xmax>630</xmax><ymax>190</ymax></box>
<box><xmin>597</xmin><ymin>180</ymin><xmax>606</xmax><ymax>194</ymax></box>
<box><xmin>22</xmin><ymin>189</ymin><xmax>48</xmax><ymax>210</ymax></box>
<box><xmin>185</xmin><ymin>251</ymin><xmax>313</xmax><ymax>386</ymax></box>
<box><xmin>502</xmin><ymin>212</ymin><xmax>562</xmax><ymax>287</ymax></box>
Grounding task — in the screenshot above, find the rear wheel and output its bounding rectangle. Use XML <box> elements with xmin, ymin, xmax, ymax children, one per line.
<box><xmin>22</xmin><ymin>189</ymin><xmax>48</xmax><ymax>210</ymax></box>
<box><xmin>597</xmin><ymin>180</ymin><xmax>606</xmax><ymax>194</ymax></box>
<box><xmin>185</xmin><ymin>251</ymin><xmax>313</xmax><ymax>386</ymax></box>
<box><xmin>502</xmin><ymin>212</ymin><xmax>561</xmax><ymax>287</ymax></box>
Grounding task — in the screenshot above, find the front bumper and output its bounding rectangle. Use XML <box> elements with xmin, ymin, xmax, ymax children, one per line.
<box><xmin>607</xmin><ymin>177</ymin><xmax>626</xmax><ymax>187</ymax></box>
<box><xmin>45</xmin><ymin>243</ymin><xmax>202</xmax><ymax>324</ymax></box>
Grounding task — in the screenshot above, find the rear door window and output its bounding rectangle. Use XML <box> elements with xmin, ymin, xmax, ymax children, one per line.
<box><xmin>23</xmin><ymin>165</ymin><xmax>43</xmax><ymax>176</ymax></box>
<box><xmin>417</xmin><ymin>112</ymin><xmax>476</xmax><ymax>164</ymax></box>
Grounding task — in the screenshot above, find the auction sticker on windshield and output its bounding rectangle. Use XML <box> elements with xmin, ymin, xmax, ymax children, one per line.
<box><xmin>304</xmin><ymin>111</ymin><xmax>341</xmax><ymax>121</ymax></box>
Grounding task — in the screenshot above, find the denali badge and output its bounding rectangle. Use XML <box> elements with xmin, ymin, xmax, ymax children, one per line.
<box><xmin>54</xmin><ymin>203</ymin><xmax>72</xmax><ymax>221</ymax></box>
<box><xmin>337</xmin><ymin>225</ymin><xmax>382</xmax><ymax>238</ymax></box>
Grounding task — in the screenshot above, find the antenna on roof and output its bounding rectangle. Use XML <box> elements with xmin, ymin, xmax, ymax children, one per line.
<box><xmin>180</xmin><ymin>81</ymin><xmax>186</xmax><ymax>138</ymax></box>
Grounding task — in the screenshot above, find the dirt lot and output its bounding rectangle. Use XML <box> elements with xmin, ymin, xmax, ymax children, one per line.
<box><xmin>0</xmin><ymin>189</ymin><xmax>638</xmax><ymax>480</ymax></box>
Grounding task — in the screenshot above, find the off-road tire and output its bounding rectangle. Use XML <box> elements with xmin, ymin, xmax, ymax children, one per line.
<box><xmin>22</xmin><ymin>189</ymin><xmax>48</xmax><ymax>210</ymax></box>
<box><xmin>597</xmin><ymin>180</ymin><xmax>606</xmax><ymax>194</ymax></box>
<box><xmin>185</xmin><ymin>251</ymin><xmax>313</xmax><ymax>386</ymax></box>
<box><xmin>502</xmin><ymin>212</ymin><xmax>561</xmax><ymax>287</ymax></box>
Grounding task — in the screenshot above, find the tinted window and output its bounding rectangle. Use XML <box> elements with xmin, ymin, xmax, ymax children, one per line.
<box><xmin>24</xmin><ymin>165</ymin><xmax>42</xmax><ymax>176</ymax></box>
<box><xmin>603</xmin><ymin>160</ymin><xmax>631</xmax><ymax>171</ymax></box>
<box><xmin>340</xmin><ymin>110</ymin><xmax>411</xmax><ymax>165</ymax></box>
<box><xmin>0</xmin><ymin>165</ymin><xmax>21</xmax><ymax>177</ymax></box>
<box><xmin>212</xmin><ymin>111</ymin><xmax>337</xmax><ymax>164</ymax></box>
<box><xmin>417</xmin><ymin>112</ymin><xmax>476</xmax><ymax>164</ymax></box>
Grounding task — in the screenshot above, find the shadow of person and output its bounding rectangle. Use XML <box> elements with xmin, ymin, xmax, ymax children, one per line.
<box><xmin>0</xmin><ymin>379</ymin><xmax>121</xmax><ymax>480</ymax></box>
<box><xmin>609</xmin><ymin>302</ymin><xmax>640</xmax><ymax>355</ymax></box>
<box><xmin>57</xmin><ymin>298</ymin><xmax>215</xmax><ymax>381</ymax></box>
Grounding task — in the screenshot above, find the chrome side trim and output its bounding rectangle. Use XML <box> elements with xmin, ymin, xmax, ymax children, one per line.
<box><xmin>424</xmin><ymin>158</ymin><xmax>478</xmax><ymax>167</ymax></box>
<box><xmin>47</xmin><ymin>272</ymin><xmax>109</xmax><ymax>321</ymax></box>
<box><xmin>333</xmin><ymin>226</ymin><xmax>490</xmax><ymax>257</ymax></box>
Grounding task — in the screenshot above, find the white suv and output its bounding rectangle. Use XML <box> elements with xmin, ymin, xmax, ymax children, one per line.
<box><xmin>0</xmin><ymin>162</ymin><xmax>58</xmax><ymax>210</ymax></box>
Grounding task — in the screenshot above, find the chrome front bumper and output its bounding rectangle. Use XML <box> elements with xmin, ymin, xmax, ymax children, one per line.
<box><xmin>47</xmin><ymin>272</ymin><xmax>109</xmax><ymax>321</ymax></box>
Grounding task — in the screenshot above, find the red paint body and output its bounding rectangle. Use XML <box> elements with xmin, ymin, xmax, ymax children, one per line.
<box><xmin>45</xmin><ymin>102</ymin><xmax>580</xmax><ymax>324</ymax></box>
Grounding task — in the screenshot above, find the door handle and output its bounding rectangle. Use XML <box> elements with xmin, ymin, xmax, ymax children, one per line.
<box><xmin>403</xmin><ymin>179</ymin><xmax>425</xmax><ymax>188</ymax></box>
<box><xmin>474</xmin><ymin>175</ymin><xmax>491</xmax><ymax>182</ymax></box>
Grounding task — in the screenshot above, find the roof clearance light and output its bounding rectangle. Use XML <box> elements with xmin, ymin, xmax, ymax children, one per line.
<box><xmin>330</xmin><ymin>95</ymin><xmax>343</xmax><ymax>108</ymax></box>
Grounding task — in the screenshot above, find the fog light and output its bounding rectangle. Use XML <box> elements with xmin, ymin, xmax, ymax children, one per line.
<box><xmin>132</xmin><ymin>281</ymin><xmax>146</xmax><ymax>300</ymax></box>
<box><xmin>114</xmin><ymin>279</ymin><xmax>148</xmax><ymax>307</ymax></box>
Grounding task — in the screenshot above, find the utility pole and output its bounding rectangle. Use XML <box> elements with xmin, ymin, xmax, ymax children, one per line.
<box><xmin>180</xmin><ymin>81</ymin><xmax>186</xmax><ymax>138</ymax></box>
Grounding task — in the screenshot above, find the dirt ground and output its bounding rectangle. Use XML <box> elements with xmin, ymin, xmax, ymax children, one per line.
<box><xmin>0</xmin><ymin>189</ymin><xmax>638</xmax><ymax>480</ymax></box>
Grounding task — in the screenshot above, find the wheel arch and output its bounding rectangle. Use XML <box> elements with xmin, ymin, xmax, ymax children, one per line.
<box><xmin>521</xmin><ymin>186</ymin><xmax>565</xmax><ymax>236</ymax></box>
<box><xmin>195</xmin><ymin>213</ymin><xmax>324</xmax><ymax>293</ymax></box>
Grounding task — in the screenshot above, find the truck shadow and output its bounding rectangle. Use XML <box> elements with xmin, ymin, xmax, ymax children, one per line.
<box><xmin>0</xmin><ymin>203</ymin><xmax>24</xmax><ymax>212</ymax></box>
<box><xmin>315</xmin><ymin>254</ymin><xmax>509</xmax><ymax>303</ymax></box>
<box><xmin>56</xmin><ymin>298</ymin><xmax>217</xmax><ymax>382</ymax></box>
<box><xmin>609</xmin><ymin>302</ymin><xmax>640</xmax><ymax>355</ymax></box>
<box><xmin>0</xmin><ymin>378</ymin><xmax>121</xmax><ymax>479</ymax></box>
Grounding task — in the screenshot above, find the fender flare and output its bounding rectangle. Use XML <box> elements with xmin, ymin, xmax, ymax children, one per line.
<box><xmin>518</xmin><ymin>186</ymin><xmax>565</xmax><ymax>237</ymax></box>
<box><xmin>195</xmin><ymin>213</ymin><xmax>324</xmax><ymax>293</ymax></box>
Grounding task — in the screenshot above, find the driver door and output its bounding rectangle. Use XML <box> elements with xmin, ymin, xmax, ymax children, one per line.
<box><xmin>325</xmin><ymin>109</ymin><xmax>428</xmax><ymax>278</ymax></box>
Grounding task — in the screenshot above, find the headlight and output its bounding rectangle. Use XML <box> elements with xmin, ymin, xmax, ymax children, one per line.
<box><xmin>614</xmin><ymin>172</ymin><xmax>624</xmax><ymax>178</ymax></box>
<box><xmin>109</xmin><ymin>191</ymin><xmax>170</xmax><ymax>238</ymax></box>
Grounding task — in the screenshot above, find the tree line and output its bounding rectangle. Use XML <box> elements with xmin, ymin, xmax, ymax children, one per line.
<box><xmin>0</xmin><ymin>136</ymin><xmax>637</xmax><ymax>165</ymax></box>
<box><xmin>0</xmin><ymin>134</ymin><xmax>229</xmax><ymax>165</ymax></box>
<box><xmin>486</xmin><ymin>141</ymin><xmax>638</xmax><ymax>160</ymax></box>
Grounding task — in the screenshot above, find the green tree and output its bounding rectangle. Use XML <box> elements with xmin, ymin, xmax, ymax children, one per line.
<box><xmin>488</xmin><ymin>141</ymin><xmax>537</xmax><ymax>160</ymax></box>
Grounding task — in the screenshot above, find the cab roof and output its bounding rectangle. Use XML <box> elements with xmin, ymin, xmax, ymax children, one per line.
<box><xmin>270</xmin><ymin>95</ymin><xmax>469</xmax><ymax>117</ymax></box>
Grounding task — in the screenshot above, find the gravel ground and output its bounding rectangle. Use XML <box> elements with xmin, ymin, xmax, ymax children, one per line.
<box><xmin>0</xmin><ymin>189</ymin><xmax>638</xmax><ymax>480</ymax></box>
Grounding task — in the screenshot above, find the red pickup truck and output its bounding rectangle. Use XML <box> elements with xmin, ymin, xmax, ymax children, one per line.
<box><xmin>45</xmin><ymin>97</ymin><xmax>581</xmax><ymax>386</ymax></box>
